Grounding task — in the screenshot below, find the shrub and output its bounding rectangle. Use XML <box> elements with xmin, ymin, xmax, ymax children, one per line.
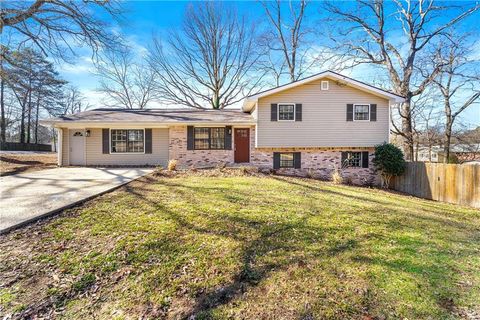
<box><xmin>331</xmin><ymin>167</ymin><xmax>343</xmax><ymax>184</ymax></box>
<box><xmin>373</xmin><ymin>143</ymin><xmax>406</xmax><ymax>188</ymax></box>
<box><xmin>167</xmin><ymin>159</ymin><xmax>178</xmax><ymax>171</ymax></box>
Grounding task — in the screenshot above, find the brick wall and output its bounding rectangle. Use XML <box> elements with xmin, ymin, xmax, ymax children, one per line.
<box><xmin>169</xmin><ymin>125</ymin><xmax>380</xmax><ymax>185</ymax></box>
<box><xmin>169</xmin><ymin>125</ymin><xmax>234</xmax><ymax>168</ymax></box>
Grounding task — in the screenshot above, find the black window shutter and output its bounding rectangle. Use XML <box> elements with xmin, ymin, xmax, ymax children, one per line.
<box><xmin>295</xmin><ymin>104</ymin><xmax>302</xmax><ymax>121</ymax></box>
<box><xmin>294</xmin><ymin>152</ymin><xmax>301</xmax><ymax>168</ymax></box>
<box><xmin>346</xmin><ymin>104</ymin><xmax>353</xmax><ymax>121</ymax></box>
<box><xmin>102</xmin><ymin>129</ymin><xmax>109</xmax><ymax>154</ymax></box>
<box><xmin>225</xmin><ymin>126</ymin><xmax>232</xmax><ymax>150</ymax></box>
<box><xmin>362</xmin><ymin>151</ymin><xmax>369</xmax><ymax>168</ymax></box>
<box><xmin>271</xmin><ymin>104</ymin><xmax>278</xmax><ymax>121</ymax></box>
<box><xmin>145</xmin><ymin>129</ymin><xmax>152</xmax><ymax>154</ymax></box>
<box><xmin>187</xmin><ymin>126</ymin><xmax>194</xmax><ymax>150</ymax></box>
<box><xmin>370</xmin><ymin>104</ymin><xmax>377</xmax><ymax>121</ymax></box>
<box><xmin>341</xmin><ymin>152</ymin><xmax>347</xmax><ymax>168</ymax></box>
<box><xmin>273</xmin><ymin>152</ymin><xmax>280</xmax><ymax>169</ymax></box>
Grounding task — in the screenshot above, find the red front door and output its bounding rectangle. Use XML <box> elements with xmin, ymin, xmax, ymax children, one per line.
<box><xmin>234</xmin><ymin>128</ymin><xmax>250</xmax><ymax>163</ymax></box>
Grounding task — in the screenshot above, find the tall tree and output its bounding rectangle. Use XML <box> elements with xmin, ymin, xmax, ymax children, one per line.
<box><xmin>0</xmin><ymin>0</ymin><xmax>121</xmax><ymax>63</ymax></box>
<box><xmin>259</xmin><ymin>0</ymin><xmax>317</xmax><ymax>84</ymax></box>
<box><xmin>324</xmin><ymin>0</ymin><xmax>479</xmax><ymax>160</ymax></box>
<box><xmin>432</xmin><ymin>34</ymin><xmax>480</xmax><ymax>162</ymax></box>
<box><xmin>2</xmin><ymin>48</ymin><xmax>65</xmax><ymax>143</ymax></box>
<box><xmin>95</xmin><ymin>47</ymin><xmax>156</xmax><ymax>109</ymax></box>
<box><xmin>149</xmin><ymin>2</ymin><xmax>260</xmax><ymax>109</ymax></box>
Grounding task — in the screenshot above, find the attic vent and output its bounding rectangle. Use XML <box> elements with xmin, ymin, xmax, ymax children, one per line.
<box><xmin>321</xmin><ymin>80</ymin><xmax>329</xmax><ymax>90</ymax></box>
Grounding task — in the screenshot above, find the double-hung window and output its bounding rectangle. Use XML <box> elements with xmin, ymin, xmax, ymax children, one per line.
<box><xmin>278</xmin><ymin>104</ymin><xmax>295</xmax><ymax>121</ymax></box>
<box><xmin>279</xmin><ymin>153</ymin><xmax>295</xmax><ymax>168</ymax></box>
<box><xmin>111</xmin><ymin>129</ymin><xmax>144</xmax><ymax>153</ymax></box>
<box><xmin>354</xmin><ymin>104</ymin><xmax>370</xmax><ymax>121</ymax></box>
<box><xmin>194</xmin><ymin>127</ymin><xmax>225</xmax><ymax>150</ymax></box>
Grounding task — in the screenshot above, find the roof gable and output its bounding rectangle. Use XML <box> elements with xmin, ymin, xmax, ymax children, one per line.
<box><xmin>243</xmin><ymin>70</ymin><xmax>405</xmax><ymax>111</ymax></box>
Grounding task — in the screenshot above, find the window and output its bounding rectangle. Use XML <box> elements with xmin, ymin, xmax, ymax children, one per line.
<box><xmin>279</xmin><ymin>153</ymin><xmax>295</xmax><ymax>168</ymax></box>
<box><xmin>111</xmin><ymin>129</ymin><xmax>144</xmax><ymax>153</ymax></box>
<box><xmin>321</xmin><ymin>80</ymin><xmax>329</xmax><ymax>90</ymax></box>
<box><xmin>354</xmin><ymin>104</ymin><xmax>370</xmax><ymax>121</ymax></box>
<box><xmin>194</xmin><ymin>127</ymin><xmax>225</xmax><ymax>150</ymax></box>
<box><xmin>278</xmin><ymin>104</ymin><xmax>295</xmax><ymax>121</ymax></box>
<box><xmin>343</xmin><ymin>152</ymin><xmax>362</xmax><ymax>168</ymax></box>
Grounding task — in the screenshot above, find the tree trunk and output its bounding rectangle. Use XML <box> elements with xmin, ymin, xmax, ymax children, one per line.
<box><xmin>400</xmin><ymin>99</ymin><xmax>414</xmax><ymax>161</ymax></box>
<box><xmin>35</xmin><ymin>95</ymin><xmax>40</xmax><ymax>144</ymax></box>
<box><xmin>444</xmin><ymin>100</ymin><xmax>453</xmax><ymax>163</ymax></box>
<box><xmin>27</xmin><ymin>89</ymin><xmax>32</xmax><ymax>143</ymax></box>
<box><xmin>0</xmin><ymin>76</ymin><xmax>5</xmax><ymax>143</ymax></box>
<box><xmin>444</xmin><ymin>119</ymin><xmax>453</xmax><ymax>163</ymax></box>
<box><xmin>20</xmin><ymin>93</ymin><xmax>26</xmax><ymax>143</ymax></box>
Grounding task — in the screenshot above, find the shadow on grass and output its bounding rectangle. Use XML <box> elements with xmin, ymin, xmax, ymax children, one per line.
<box><xmin>120</xmin><ymin>176</ymin><xmax>480</xmax><ymax>319</ymax></box>
<box><xmin>9</xmin><ymin>174</ymin><xmax>477</xmax><ymax>319</ymax></box>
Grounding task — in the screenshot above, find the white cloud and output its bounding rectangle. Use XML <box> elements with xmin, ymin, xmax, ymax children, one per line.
<box><xmin>57</xmin><ymin>55</ymin><xmax>95</xmax><ymax>75</ymax></box>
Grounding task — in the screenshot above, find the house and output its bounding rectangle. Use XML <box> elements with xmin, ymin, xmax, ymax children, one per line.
<box><xmin>415</xmin><ymin>145</ymin><xmax>442</xmax><ymax>162</ymax></box>
<box><xmin>41</xmin><ymin>71</ymin><xmax>404</xmax><ymax>185</ymax></box>
<box><xmin>414</xmin><ymin>144</ymin><xmax>480</xmax><ymax>163</ymax></box>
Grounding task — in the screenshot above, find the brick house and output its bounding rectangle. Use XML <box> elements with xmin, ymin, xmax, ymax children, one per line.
<box><xmin>41</xmin><ymin>71</ymin><xmax>404</xmax><ymax>185</ymax></box>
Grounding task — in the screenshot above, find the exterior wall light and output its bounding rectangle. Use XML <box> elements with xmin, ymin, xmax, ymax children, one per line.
<box><xmin>85</xmin><ymin>129</ymin><xmax>91</xmax><ymax>137</ymax></box>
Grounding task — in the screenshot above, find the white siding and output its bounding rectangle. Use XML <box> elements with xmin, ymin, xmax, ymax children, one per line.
<box><xmin>61</xmin><ymin>128</ymin><xmax>69</xmax><ymax>166</ymax></box>
<box><xmin>84</xmin><ymin>128</ymin><xmax>169</xmax><ymax>166</ymax></box>
<box><xmin>256</xmin><ymin>77</ymin><xmax>390</xmax><ymax>147</ymax></box>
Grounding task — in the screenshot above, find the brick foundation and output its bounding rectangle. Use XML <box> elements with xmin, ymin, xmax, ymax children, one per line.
<box><xmin>169</xmin><ymin>125</ymin><xmax>380</xmax><ymax>186</ymax></box>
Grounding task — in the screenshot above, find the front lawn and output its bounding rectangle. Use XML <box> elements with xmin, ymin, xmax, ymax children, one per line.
<box><xmin>0</xmin><ymin>152</ymin><xmax>57</xmax><ymax>176</ymax></box>
<box><xmin>1</xmin><ymin>171</ymin><xmax>479</xmax><ymax>319</ymax></box>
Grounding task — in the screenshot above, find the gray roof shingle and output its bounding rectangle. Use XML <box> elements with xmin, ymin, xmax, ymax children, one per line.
<box><xmin>41</xmin><ymin>108</ymin><xmax>254</xmax><ymax>124</ymax></box>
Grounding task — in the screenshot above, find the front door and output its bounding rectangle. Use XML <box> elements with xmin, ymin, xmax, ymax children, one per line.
<box><xmin>69</xmin><ymin>129</ymin><xmax>85</xmax><ymax>165</ymax></box>
<box><xmin>234</xmin><ymin>128</ymin><xmax>250</xmax><ymax>163</ymax></box>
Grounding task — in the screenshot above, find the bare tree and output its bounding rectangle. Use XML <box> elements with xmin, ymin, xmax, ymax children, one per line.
<box><xmin>0</xmin><ymin>0</ymin><xmax>122</xmax><ymax>63</ymax></box>
<box><xmin>96</xmin><ymin>48</ymin><xmax>156</xmax><ymax>109</ymax></box>
<box><xmin>432</xmin><ymin>34</ymin><xmax>480</xmax><ymax>162</ymax></box>
<box><xmin>259</xmin><ymin>0</ymin><xmax>319</xmax><ymax>84</ymax></box>
<box><xmin>59</xmin><ymin>86</ymin><xmax>91</xmax><ymax>115</ymax></box>
<box><xmin>149</xmin><ymin>2</ymin><xmax>260</xmax><ymax>109</ymax></box>
<box><xmin>324</xmin><ymin>0</ymin><xmax>479</xmax><ymax>160</ymax></box>
<box><xmin>411</xmin><ymin>90</ymin><xmax>443</xmax><ymax>161</ymax></box>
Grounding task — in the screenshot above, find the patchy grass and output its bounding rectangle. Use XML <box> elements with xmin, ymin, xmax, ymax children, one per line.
<box><xmin>1</xmin><ymin>172</ymin><xmax>479</xmax><ymax>319</ymax></box>
<box><xmin>0</xmin><ymin>152</ymin><xmax>57</xmax><ymax>176</ymax></box>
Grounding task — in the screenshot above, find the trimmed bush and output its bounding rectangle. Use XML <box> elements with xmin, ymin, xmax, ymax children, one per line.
<box><xmin>373</xmin><ymin>143</ymin><xmax>406</xmax><ymax>188</ymax></box>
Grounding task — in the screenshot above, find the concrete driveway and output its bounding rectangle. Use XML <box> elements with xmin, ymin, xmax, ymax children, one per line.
<box><xmin>0</xmin><ymin>167</ymin><xmax>153</xmax><ymax>233</ymax></box>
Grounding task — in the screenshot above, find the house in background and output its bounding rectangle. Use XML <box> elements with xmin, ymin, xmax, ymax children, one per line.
<box><xmin>41</xmin><ymin>71</ymin><xmax>404</xmax><ymax>185</ymax></box>
<box><xmin>415</xmin><ymin>145</ymin><xmax>442</xmax><ymax>162</ymax></box>
<box><xmin>415</xmin><ymin>144</ymin><xmax>480</xmax><ymax>163</ymax></box>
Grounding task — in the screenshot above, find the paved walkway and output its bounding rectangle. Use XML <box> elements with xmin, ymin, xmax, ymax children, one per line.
<box><xmin>0</xmin><ymin>167</ymin><xmax>153</xmax><ymax>233</ymax></box>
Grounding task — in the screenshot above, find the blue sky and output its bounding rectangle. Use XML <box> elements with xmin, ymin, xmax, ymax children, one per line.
<box><xmin>57</xmin><ymin>1</ymin><xmax>480</xmax><ymax>129</ymax></box>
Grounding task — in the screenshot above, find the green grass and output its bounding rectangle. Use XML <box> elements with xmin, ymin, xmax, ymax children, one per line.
<box><xmin>1</xmin><ymin>172</ymin><xmax>479</xmax><ymax>319</ymax></box>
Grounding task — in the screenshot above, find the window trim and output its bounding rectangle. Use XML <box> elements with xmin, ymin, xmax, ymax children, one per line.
<box><xmin>279</xmin><ymin>152</ymin><xmax>295</xmax><ymax>168</ymax></box>
<box><xmin>109</xmin><ymin>128</ymin><xmax>146</xmax><ymax>154</ymax></box>
<box><xmin>321</xmin><ymin>80</ymin><xmax>329</xmax><ymax>90</ymax></box>
<box><xmin>193</xmin><ymin>126</ymin><xmax>226</xmax><ymax>150</ymax></box>
<box><xmin>353</xmin><ymin>104</ymin><xmax>371</xmax><ymax>121</ymax></box>
<box><xmin>277</xmin><ymin>103</ymin><xmax>296</xmax><ymax>122</ymax></box>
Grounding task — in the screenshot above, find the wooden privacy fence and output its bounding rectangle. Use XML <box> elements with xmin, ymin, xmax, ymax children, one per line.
<box><xmin>391</xmin><ymin>162</ymin><xmax>480</xmax><ymax>208</ymax></box>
